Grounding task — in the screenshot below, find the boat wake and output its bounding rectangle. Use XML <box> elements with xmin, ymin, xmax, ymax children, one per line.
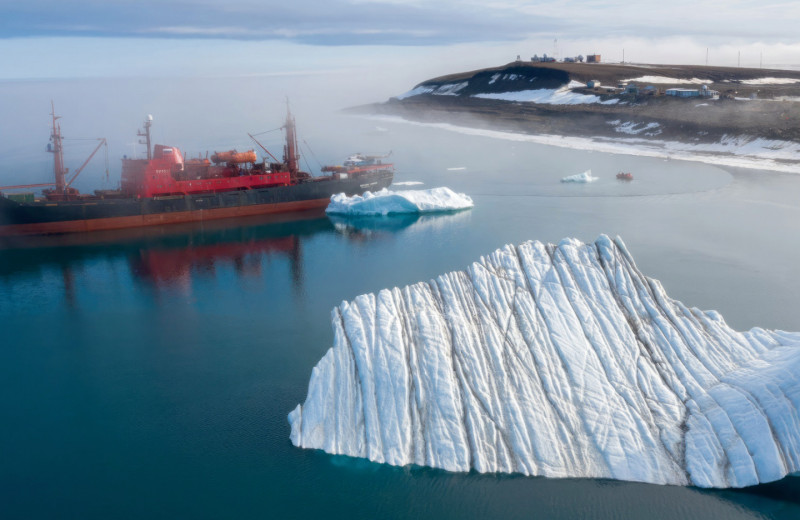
<box><xmin>289</xmin><ymin>235</ymin><xmax>800</xmax><ymax>488</ymax></box>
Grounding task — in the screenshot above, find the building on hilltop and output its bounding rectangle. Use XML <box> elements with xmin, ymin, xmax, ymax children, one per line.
<box><xmin>700</xmin><ymin>85</ymin><xmax>720</xmax><ymax>98</ymax></box>
<box><xmin>531</xmin><ymin>53</ymin><xmax>556</xmax><ymax>62</ymax></box>
<box><xmin>666</xmin><ymin>88</ymin><xmax>701</xmax><ymax>98</ymax></box>
<box><xmin>666</xmin><ymin>85</ymin><xmax>719</xmax><ymax>98</ymax></box>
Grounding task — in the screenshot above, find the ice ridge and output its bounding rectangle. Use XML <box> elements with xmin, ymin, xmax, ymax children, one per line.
<box><xmin>288</xmin><ymin>236</ymin><xmax>800</xmax><ymax>488</ymax></box>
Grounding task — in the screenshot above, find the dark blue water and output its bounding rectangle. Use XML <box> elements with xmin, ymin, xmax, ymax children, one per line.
<box><xmin>3</xmin><ymin>102</ymin><xmax>800</xmax><ymax>519</ymax></box>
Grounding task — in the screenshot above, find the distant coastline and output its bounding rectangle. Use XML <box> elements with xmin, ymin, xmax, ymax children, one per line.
<box><xmin>350</xmin><ymin>61</ymin><xmax>800</xmax><ymax>172</ymax></box>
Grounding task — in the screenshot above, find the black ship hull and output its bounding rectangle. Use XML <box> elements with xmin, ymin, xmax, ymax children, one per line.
<box><xmin>0</xmin><ymin>170</ymin><xmax>393</xmax><ymax>236</ymax></box>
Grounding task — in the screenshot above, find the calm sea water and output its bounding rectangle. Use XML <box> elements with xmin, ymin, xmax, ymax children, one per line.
<box><xmin>2</xmin><ymin>80</ymin><xmax>800</xmax><ymax>519</ymax></box>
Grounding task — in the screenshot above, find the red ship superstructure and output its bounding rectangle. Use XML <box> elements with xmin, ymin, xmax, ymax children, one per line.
<box><xmin>119</xmin><ymin>111</ymin><xmax>305</xmax><ymax>199</ymax></box>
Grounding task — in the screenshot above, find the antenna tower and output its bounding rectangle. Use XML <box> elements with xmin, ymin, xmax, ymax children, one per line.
<box><xmin>137</xmin><ymin>115</ymin><xmax>153</xmax><ymax>160</ymax></box>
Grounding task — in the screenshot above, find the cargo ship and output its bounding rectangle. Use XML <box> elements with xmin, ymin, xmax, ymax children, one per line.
<box><xmin>0</xmin><ymin>105</ymin><xmax>394</xmax><ymax>236</ymax></box>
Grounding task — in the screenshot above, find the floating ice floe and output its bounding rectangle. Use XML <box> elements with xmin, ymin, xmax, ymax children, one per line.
<box><xmin>289</xmin><ymin>235</ymin><xmax>800</xmax><ymax>488</ymax></box>
<box><xmin>392</xmin><ymin>181</ymin><xmax>424</xmax><ymax>186</ymax></box>
<box><xmin>325</xmin><ymin>187</ymin><xmax>473</xmax><ymax>216</ymax></box>
<box><xmin>561</xmin><ymin>170</ymin><xmax>598</xmax><ymax>183</ymax></box>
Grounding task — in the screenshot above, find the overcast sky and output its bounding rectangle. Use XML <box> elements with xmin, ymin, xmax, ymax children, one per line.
<box><xmin>1</xmin><ymin>0</ymin><xmax>799</xmax><ymax>83</ymax></box>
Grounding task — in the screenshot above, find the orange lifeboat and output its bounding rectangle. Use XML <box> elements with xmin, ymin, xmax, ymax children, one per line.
<box><xmin>211</xmin><ymin>149</ymin><xmax>258</xmax><ymax>164</ymax></box>
<box><xmin>185</xmin><ymin>158</ymin><xmax>211</xmax><ymax>167</ymax></box>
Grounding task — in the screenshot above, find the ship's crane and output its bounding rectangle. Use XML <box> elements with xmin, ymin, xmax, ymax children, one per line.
<box><xmin>247</xmin><ymin>133</ymin><xmax>281</xmax><ymax>164</ymax></box>
<box><xmin>66</xmin><ymin>138</ymin><xmax>108</xmax><ymax>188</ymax></box>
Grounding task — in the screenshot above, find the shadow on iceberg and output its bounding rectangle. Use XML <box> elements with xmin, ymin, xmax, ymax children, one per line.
<box><xmin>328</xmin><ymin>210</ymin><xmax>473</xmax><ymax>237</ymax></box>
<box><xmin>288</xmin><ymin>235</ymin><xmax>800</xmax><ymax>489</ymax></box>
<box><xmin>725</xmin><ymin>473</ymin><xmax>800</xmax><ymax>505</ymax></box>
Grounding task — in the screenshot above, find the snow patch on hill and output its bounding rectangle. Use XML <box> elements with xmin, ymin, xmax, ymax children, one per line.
<box><xmin>395</xmin><ymin>82</ymin><xmax>469</xmax><ymax>99</ymax></box>
<box><xmin>623</xmin><ymin>76</ymin><xmax>708</xmax><ymax>85</ymax></box>
<box><xmin>740</xmin><ymin>78</ymin><xmax>800</xmax><ymax>85</ymax></box>
<box><xmin>608</xmin><ymin>120</ymin><xmax>663</xmax><ymax>136</ymax></box>
<box><xmin>473</xmin><ymin>87</ymin><xmax>602</xmax><ymax>105</ymax></box>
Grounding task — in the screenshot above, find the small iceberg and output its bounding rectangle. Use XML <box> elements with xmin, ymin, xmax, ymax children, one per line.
<box><xmin>561</xmin><ymin>170</ymin><xmax>598</xmax><ymax>183</ymax></box>
<box><xmin>326</xmin><ymin>187</ymin><xmax>473</xmax><ymax>216</ymax></box>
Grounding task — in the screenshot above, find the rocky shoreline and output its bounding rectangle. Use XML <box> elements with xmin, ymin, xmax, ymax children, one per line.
<box><xmin>350</xmin><ymin>62</ymin><xmax>800</xmax><ymax>158</ymax></box>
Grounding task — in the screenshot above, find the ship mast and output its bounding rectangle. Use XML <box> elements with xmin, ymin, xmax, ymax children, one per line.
<box><xmin>48</xmin><ymin>101</ymin><xmax>67</xmax><ymax>194</ymax></box>
<box><xmin>137</xmin><ymin>115</ymin><xmax>153</xmax><ymax>160</ymax></box>
<box><xmin>283</xmin><ymin>103</ymin><xmax>299</xmax><ymax>181</ymax></box>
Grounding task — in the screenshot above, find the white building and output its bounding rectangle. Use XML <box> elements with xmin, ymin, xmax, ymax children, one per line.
<box><xmin>666</xmin><ymin>88</ymin><xmax>700</xmax><ymax>97</ymax></box>
<box><xmin>666</xmin><ymin>85</ymin><xmax>719</xmax><ymax>98</ymax></box>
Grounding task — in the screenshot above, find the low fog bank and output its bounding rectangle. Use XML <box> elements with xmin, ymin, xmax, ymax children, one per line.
<box><xmin>0</xmin><ymin>72</ymin><xmax>409</xmax><ymax>192</ymax></box>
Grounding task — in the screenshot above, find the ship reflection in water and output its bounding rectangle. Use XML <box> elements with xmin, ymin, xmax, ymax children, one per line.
<box><xmin>0</xmin><ymin>211</ymin><xmax>334</xmax><ymax>307</ymax></box>
<box><xmin>0</xmin><ymin>208</ymin><xmax>442</xmax><ymax>308</ymax></box>
<box><xmin>130</xmin><ymin>233</ymin><xmax>303</xmax><ymax>291</ymax></box>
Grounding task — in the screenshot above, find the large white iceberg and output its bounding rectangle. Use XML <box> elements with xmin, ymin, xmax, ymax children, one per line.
<box><xmin>326</xmin><ymin>187</ymin><xmax>473</xmax><ymax>216</ymax></box>
<box><xmin>288</xmin><ymin>236</ymin><xmax>800</xmax><ymax>488</ymax></box>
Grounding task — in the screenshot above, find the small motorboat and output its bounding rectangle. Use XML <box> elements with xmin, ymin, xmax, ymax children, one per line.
<box><xmin>616</xmin><ymin>172</ymin><xmax>634</xmax><ymax>181</ymax></box>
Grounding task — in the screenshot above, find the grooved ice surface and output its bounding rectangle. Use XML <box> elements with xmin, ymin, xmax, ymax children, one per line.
<box><xmin>288</xmin><ymin>236</ymin><xmax>800</xmax><ymax>488</ymax></box>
